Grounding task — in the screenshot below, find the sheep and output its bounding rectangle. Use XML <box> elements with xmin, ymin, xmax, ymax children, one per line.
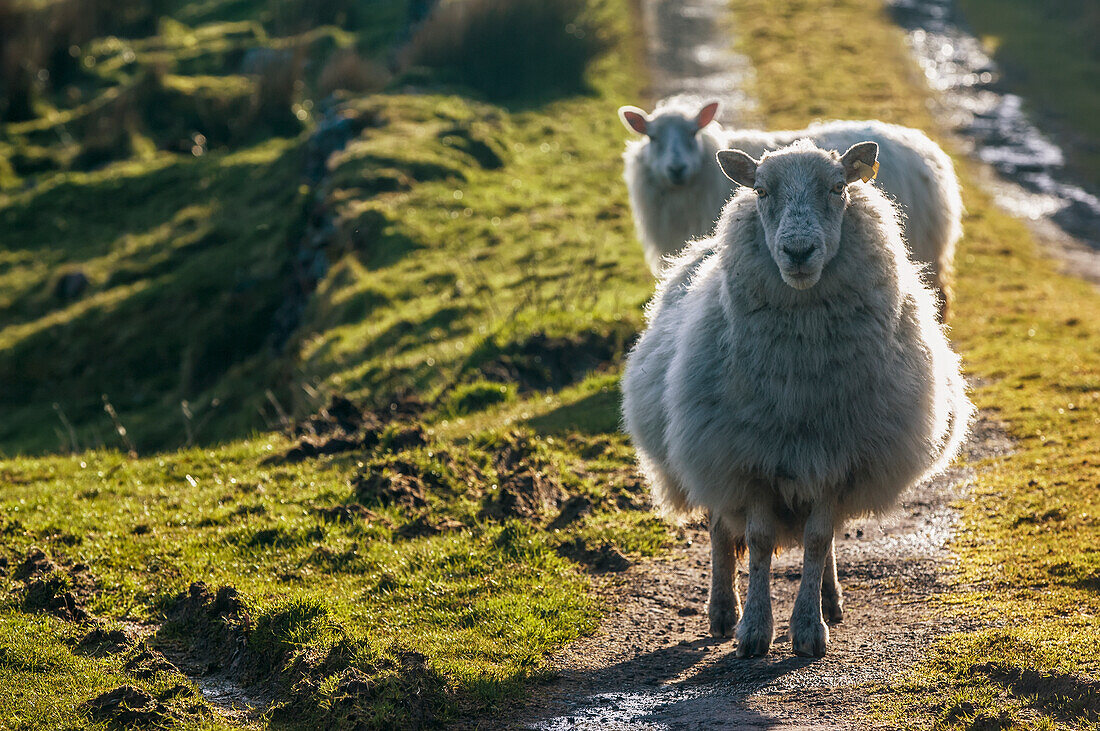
<box><xmin>620</xmin><ymin>139</ymin><xmax>973</xmax><ymax>658</ymax></box>
<box><xmin>619</xmin><ymin>98</ymin><xmax>963</xmax><ymax>320</ymax></box>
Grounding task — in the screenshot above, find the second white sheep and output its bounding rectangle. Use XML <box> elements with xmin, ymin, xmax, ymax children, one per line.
<box><xmin>619</xmin><ymin>98</ymin><xmax>963</xmax><ymax>319</ymax></box>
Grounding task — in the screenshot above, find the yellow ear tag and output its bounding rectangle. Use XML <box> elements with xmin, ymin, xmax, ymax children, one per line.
<box><xmin>853</xmin><ymin>159</ymin><xmax>880</xmax><ymax>183</ymax></box>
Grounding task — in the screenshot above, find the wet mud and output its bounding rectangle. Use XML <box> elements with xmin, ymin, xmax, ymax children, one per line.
<box><xmin>888</xmin><ymin>0</ymin><xmax>1100</xmax><ymax>282</ymax></box>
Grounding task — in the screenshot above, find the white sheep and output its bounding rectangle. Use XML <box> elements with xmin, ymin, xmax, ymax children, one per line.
<box><xmin>619</xmin><ymin>98</ymin><xmax>963</xmax><ymax>319</ymax></box>
<box><xmin>620</xmin><ymin>139</ymin><xmax>973</xmax><ymax>657</ymax></box>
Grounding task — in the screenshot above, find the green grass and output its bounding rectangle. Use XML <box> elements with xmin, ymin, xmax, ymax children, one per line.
<box><xmin>733</xmin><ymin>0</ymin><xmax>1100</xmax><ymax>727</ymax></box>
<box><xmin>0</xmin><ymin>0</ymin><xmax>651</xmax><ymax>458</ymax></box>
<box><xmin>958</xmin><ymin>0</ymin><xmax>1100</xmax><ymax>189</ymax></box>
<box><xmin>0</xmin><ymin>140</ymin><xmax>304</xmax><ymax>454</ymax></box>
<box><xmin>0</xmin><ymin>0</ymin><xmax>673</xmax><ymax>727</ymax></box>
<box><xmin>11</xmin><ymin>0</ymin><xmax>1098</xmax><ymax>726</ymax></box>
<box><xmin>0</xmin><ymin>426</ymin><xmax>669</xmax><ymax>728</ymax></box>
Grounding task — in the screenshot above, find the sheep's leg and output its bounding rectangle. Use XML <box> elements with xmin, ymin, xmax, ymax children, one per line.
<box><xmin>736</xmin><ymin>507</ymin><xmax>775</xmax><ymax>658</ymax></box>
<box><xmin>708</xmin><ymin>511</ymin><xmax>742</xmax><ymax>638</ymax></box>
<box><xmin>790</xmin><ymin>504</ymin><xmax>835</xmax><ymax>657</ymax></box>
<box><xmin>821</xmin><ymin>536</ymin><xmax>844</xmax><ymax>624</ymax></box>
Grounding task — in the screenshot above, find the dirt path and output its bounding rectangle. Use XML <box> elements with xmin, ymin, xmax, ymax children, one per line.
<box><xmin>638</xmin><ymin>0</ymin><xmax>761</xmax><ymax>128</ymax></box>
<box><xmin>506</xmin><ymin>418</ymin><xmax>1010</xmax><ymax>729</ymax></box>
<box><xmin>502</xmin><ymin>2</ymin><xmax>1024</xmax><ymax>727</ymax></box>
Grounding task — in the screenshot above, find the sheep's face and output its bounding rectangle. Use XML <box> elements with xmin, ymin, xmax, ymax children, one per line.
<box><xmin>619</xmin><ymin>101</ymin><xmax>719</xmax><ymax>187</ymax></box>
<box><xmin>716</xmin><ymin>140</ymin><xmax>879</xmax><ymax>290</ymax></box>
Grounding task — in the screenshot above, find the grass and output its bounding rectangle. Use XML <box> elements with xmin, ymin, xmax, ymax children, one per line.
<box><xmin>732</xmin><ymin>0</ymin><xmax>1100</xmax><ymax>727</ymax></box>
<box><xmin>1</xmin><ymin>429</ymin><xmax>663</xmax><ymax>728</ymax></box>
<box><xmin>0</xmin><ymin>0</ymin><xmax>674</xmax><ymax>727</ymax></box>
<box><xmin>957</xmin><ymin>0</ymin><xmax>1100</xmax><ymax>190</ymax></box>
<box><xmin>7</xmin><ymin>0</ymin><xmax>1098</xmax><ymax>726</ymax></box>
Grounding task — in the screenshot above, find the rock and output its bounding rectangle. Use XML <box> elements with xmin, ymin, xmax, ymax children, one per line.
<box><xmin>54</xmin><ymin>271</ymin><xmax>90</xmax><ymax>301</ymax></box>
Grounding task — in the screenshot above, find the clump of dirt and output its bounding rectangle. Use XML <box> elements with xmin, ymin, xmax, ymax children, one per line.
<box><xmin>271</xmin><ymin>648</ymin><xmax>447</xmax><ymax>729</ymax></box>
<box><xmin>150</xmin><ymin>580</ymin><xmax>450</xmax><ymax>726</ymax></box>
<box><xmin>480</xmin><ymin>431</ymin><xmax>567</xmax><ymax>520</ymax></box>
<box><xmin>125</xmin><ymin>644</ymin><xmax>181</xmax><ymax>679</ymax></box>
<box><xmin>548</xmin><ymin>495</ymin><xmax>593</xmax><ymax>530</ymax></box>
<box><xmin>84</xmin><ymin>685</ymin><xmax>171</xmax><ymax>728</ymax></box>
<box><xmin>386</xmin><ymin>423</ymin><xmax>428</xmax><ymax>451</ymax></box>
<box><xmin>556</xmin><ymin>538</ymin><xmax>632</xmax><ymax>573</ymax></box>
<box><xmin>14</xmin><ymin>547</ymin><xmax>56</xmax><ymax>579</ymax></box>
<box><xmin>24</xmin><ymin>576</ymin><xmax>89</xmax><ymax>621</ymax></box>
<box><xmin>15</xmin><ymin>547</ymin><xmax>96</xmax><ymax>622</ymax></box>
<box><xmin>352</xmin><ymin>456</ymin><xmax>434</xmax><ymax>509</ymax></box>
<box><xmin>76</xmin><ymin>626</ymin><xmax>134</xmax><ymax>657</ymax></box>
<box><xmin>159</xmin><ymin>583</ymin><xmax>252</xmax><ymax>677</ymax></box>
<box><xmin>479</xmin><ymin>330</ymin><xmax>631</xmax><ymax>392</ymax></box>
<box><xmin>394</xmin><ymin>514</ymin><xmax>465</xmax><ymax>539</ymax></box>
<box><xmin>281</xmin><ymin>392</ymin><xmax>425</xmax><ymax>462</ymax></box>
<box><xmin>483</xmin><ymin>468</ymin><xmax>566</xmax><ymax>520</ymax></box>
<box><xmin>383</xmin><ymin>650</ymin><xmax>447</xmax><ymax>729</ymax></box>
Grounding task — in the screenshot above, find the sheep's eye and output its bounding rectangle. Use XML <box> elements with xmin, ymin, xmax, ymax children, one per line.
<box><xmin>754</xmin><ymin>187</ymin><xmax>767</xmax><ymax>198</ymax></box>
<box><xmin>831</xmin><ymin>182</ymin><xmax>845</xmax><ymax>195</ymax></box>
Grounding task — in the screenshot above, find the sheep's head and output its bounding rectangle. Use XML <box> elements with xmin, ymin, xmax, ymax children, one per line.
<box><xmin>619</xmin><ymin>100</ymin><xmax>719</xmax><ymax>186</ymax></box>
<box><xmin>717</xmin><ymin>139</ymin><xmax>879</xmax><ymax>290</ymax></box>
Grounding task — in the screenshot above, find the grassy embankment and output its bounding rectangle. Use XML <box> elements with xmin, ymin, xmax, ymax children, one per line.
<box><xmin>0</xmin><ymin>0</ymin><xmax>673</xmax><ymax>728</ymax></box>
<box><xmin>733</xmin><ymin>0</ymin><xmax>1100</xmax><ymax>727</ymax></box>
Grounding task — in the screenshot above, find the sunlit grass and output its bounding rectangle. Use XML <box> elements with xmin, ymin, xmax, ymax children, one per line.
<box><xmin>0</xmin><ymin>0</ymin><xmax>670</xmax><ymax>727</ymax></box>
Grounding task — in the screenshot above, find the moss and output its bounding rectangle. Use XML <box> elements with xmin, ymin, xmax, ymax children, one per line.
<box><xmin>441</xmin><ymin>380</ymin><xmax>517</xmax><ymax>418</ymax></box>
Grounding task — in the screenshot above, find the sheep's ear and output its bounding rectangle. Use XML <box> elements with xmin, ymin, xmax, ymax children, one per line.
<box><xmin>618</xmin><ymin>106</ymin><xmax>649</xmax><ymax>135</ymax></box>
<box><xmin>716</xmin><ymin>149</ymin><xmax>758</xmax><ymax>187</ymax></box>
<box><xmin>840</xmin><ymin>141</ymin><xmax>879</xmax><ymax>183</ymax></box>
<box><xmin>696</xmin><ymin>101</ymin><xmax>720</xmax><ymax>129</ymax></box>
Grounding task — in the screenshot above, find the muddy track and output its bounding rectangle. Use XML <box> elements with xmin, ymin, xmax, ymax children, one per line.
<box><xmin>887</xmin><ymin>0</ymin><xmax>1100</xmax><ymax>285</ymax></box>
<box><xmin>497</xmin><ymin>1</ymin><xmax>1026</xmax><ymax>727</ymax></box>
<box><xmin>502</xmin><ymin>418</ymin><xmax>1011</xmax><ymax>729</ymax></box>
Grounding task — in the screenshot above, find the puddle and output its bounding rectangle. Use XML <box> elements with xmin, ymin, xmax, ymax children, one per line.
<box><xmin>888</xmin><ymin>0</ymin><xmax>1100</xmax><ymax>256</ymax></box>
<box><xmin>191</xmin><ymin>674</ymin><xmax>262</xmax><ymax>720</ymax></box>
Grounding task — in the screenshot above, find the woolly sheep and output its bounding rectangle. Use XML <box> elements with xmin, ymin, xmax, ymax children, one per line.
<box><xmin>619</xmin><ymin>98</ymin><xmax>963</xmax><ymax>319</ymax></box>
<box><xmin>620</xmin><ymin>139</ymin><xmax>973</xmax><ymax>657</ymax></box>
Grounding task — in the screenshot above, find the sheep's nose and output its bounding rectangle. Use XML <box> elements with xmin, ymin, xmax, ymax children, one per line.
<box><xmin>782</xmin><ymin>245</ymin><xmax>815</xmax><ymax>265</ymax></box>
<box><xmin>669</xmin><ymin>164</ymin><xmax>687</xmax><ymax>181</ymax></box>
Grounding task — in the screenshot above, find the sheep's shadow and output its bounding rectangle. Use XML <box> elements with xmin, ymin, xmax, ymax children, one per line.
<box><xmin>521</xmin><ymin>636</ymin><xmax>821</xmax><ymax>728</ymax></box>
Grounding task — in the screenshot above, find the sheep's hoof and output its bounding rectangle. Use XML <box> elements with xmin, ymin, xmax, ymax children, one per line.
<box><xmin>823</xmin><ymin>597</ymin><xmax>844</xmax><ymax>625</ymax></box>
<box><xmin>708</xmin><ymin>593</ymin><xmax>740</xmax><ymax>639</ymax></box>
<box><xmin>790</xmin><ymin>619</ymin><xmax>829</xmax><ymax>657</ymax></box>
<box><xmin>734</xmin><ymin>622</ymin><xmax>773</xmax><ymax>658</ymax></box>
